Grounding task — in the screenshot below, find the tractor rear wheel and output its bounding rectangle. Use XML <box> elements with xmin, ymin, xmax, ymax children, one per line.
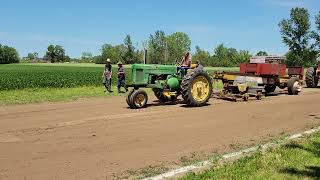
<box><xmin>287</xmin><ymin>77</ymin><xmax>302</xmax><ymax>95</ymax></box>
<box><xmin>181</xmin><ymin>69</ymin><xmax>213</xmax><ymax>107</ymax></box>
<box><xmin>128</xmin><ymin>89</ymin><xmax>148</xmax><ymax>109</ymax></box>
<box><xmin>306</xmin><ymin>67</ymin><xmax>318</xmax><ymax>88</ymax></box>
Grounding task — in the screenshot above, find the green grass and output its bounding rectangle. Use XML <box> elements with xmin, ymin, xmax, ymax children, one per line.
<box><xmin>0</xmin><ymin>86</ymin><xmax>126</xmax><ymax>105</ymax></box>
<box><xmin>181</xmin><ymin>131</ymin><xmax>320</xmax><ymax>180</ymax></box>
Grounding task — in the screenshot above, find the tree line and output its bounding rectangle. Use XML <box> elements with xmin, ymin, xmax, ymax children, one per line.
<box><xmin>1</xmin><ymin>8</ymin><xmax>319</xmax><ymax>66</ymax></box>
<box><xmin>193</xmin><ymin>44</ymin><xmax>251</xmax><ymax>67</ymax></box>
<box><xmin>17</xmin><ymin>31</ymin><xmax>253</xmax><ymax>67</ymax></box>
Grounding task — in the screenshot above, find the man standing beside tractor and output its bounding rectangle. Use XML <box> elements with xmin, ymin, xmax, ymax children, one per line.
<box><xmin>102</xmin><ymin>58</ymin><xmax>113</xmax><ymax>92</ymax></box>
<box><xmin>117</xmin><ymin>61</ymin><xmax>128</xmax><ymax>93</ymax></box>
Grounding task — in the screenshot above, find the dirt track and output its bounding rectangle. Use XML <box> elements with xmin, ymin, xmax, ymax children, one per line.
<box><xmin>1</xmin><ymin>89</ymin><xmax>320</xmax><ymax>180</ymax></box>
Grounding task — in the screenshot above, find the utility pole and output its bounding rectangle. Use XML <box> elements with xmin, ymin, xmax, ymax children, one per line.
<box><xmin>142</xmin><ymin>41</ymin><xmax>147</xmax><ymax>64</ymax></box>
<box><xmin>164</xmin><ymin>41</ymin><xmax>168</xmax><ymax>64</ymax></box>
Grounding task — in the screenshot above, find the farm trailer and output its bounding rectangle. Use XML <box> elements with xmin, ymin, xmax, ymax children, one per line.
<box><xmin>212</xmin><ymin>56</ymin><xmax>304</xmax><ymax>101</ymax></box>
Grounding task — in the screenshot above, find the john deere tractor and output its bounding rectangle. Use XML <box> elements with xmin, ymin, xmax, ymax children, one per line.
<box><xmin>306</xmin><ymin>64</ymin><xmax>320</xmax><ymax>88</ymax></box>
<box><xmin>126</xmin><ymin>64</ymin><xmax>212</xmax><ymax>109</ymax></box>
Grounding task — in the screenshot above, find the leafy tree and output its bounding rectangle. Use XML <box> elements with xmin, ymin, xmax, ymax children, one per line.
<box><xmin>27</xmin><ymin>53</ymin><xmax>35</xmax><ymax>60</ymax></box>
<box><xmin>80</xmin><ymin>52</ymin><xmax>93</xmax><ymax>63</ymax></box>
<box><xmin>311</xmin><ymin>11</ymin><xmax>320</xmax><ymax>53</ymax></box>
<box><xmin>279</xmin><ymin>7</ymin><xmax>317</xmax><ymax>66</ymax></box>
<box><xmin>212</xmin><ymin>44</ymin><xmax>231</xmax><ymax>66</ymax></box>
<box><xmin>193</xmin><ymin>46</ymin><xmax>211</xmax><ymax>66</ymax></box>
<box><xmin>237</xmin><ymin>50</ymin><xmax>251</xmax><ymax>64</ymax></box>
<box><xmin>64</xmin><ymin>55</ymin><xmax>71</xmax><ymax>62</ymax></box>
<box><xmin>285</xmin><ymin>49</ymin><xmax>318</xmax><ymax>67</ymax></box>
<box><xmin>227</xmin><ymin>48</ymin><xmax>239</xmax><ymax>65</ymax></box>
<box><xmin>55</xmin><ymin>45</ymin><xmax>67</xmax><ymax>62</ymax></box>
<box><xmin>209</xmin><ymin>44</ymin><xmax>251</xmax><ymax>67</ymax></box>
<box><xmin>98</xmin><ymin>35</ymin><xmax>141</xmax><ymax>64</ymax></box>
<box><xmin>123</xmin><ymin>35</ymin><xmax>136</xmax><ymax>64</ymax></box>
<box><xmin>34</xmin><ymin>52</ymin><xmax>39</xmax><ymax>60</ymax></box>
<box><xmin>99</xmin><ymin>44</ymin><xmax>126</xmax><ymax>64</ymax></box>
<box><xmin>27</xmin><ymin>53</ymin><xmax>35</xmax><ymax>61</ymax></box>
<box><xmin>279</xmin><ymin>8</ymin><xmax>311</xmax><ymax>53</ymax></box>
<box><xmin>134</xmin><ymin>49</ymin><xmax>144</xmax><ymax>63</ymax></box>
<box><xmin>25</xmin><ymin>52</ymin><xmax>39</xmax><ymax>62</ymax></box>
<box><xmin>45</xmin><ymin>45</ymin><xmax>55</xmax><ymax>62</ymax></box>
<box><xmin>44</xmin><ymin>45</ymin><xmax>68</xmax><ymax>63</ymax></box>
<box><xmin>166</xmin><ymin>32</ymin><xmax>191</xmax><ymax>63</ymax></box>
<box><xmin>256</xmin><ymin>51</ymin><xmax>268</xmax><ymax>56</ymax></box>
<box><xmin>93</xmin><ymin>55</ymin><xmax>103</xmax><ymax>64</ymax></box>
<box><xmin>0</xmin><ymin>44</ymin><xmax>19</xmax><ymax>64</ymax></box>
<box><xmin>148</xmin><ymin>30</ymin><xmax>167</xmax><ymax>64</ymax></box>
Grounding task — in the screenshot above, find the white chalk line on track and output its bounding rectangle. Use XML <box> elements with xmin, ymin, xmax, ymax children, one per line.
<box><xmin>144</xmin><ymin>126</ymin><xmax>320</xmax><ymax>180</ymax></box>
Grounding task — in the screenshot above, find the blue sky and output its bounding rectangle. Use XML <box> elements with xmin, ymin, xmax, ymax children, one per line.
<box><xmin>0</xmin><ymin>0</ymin><xmax>319</xmax><ymax>58</ymax></box>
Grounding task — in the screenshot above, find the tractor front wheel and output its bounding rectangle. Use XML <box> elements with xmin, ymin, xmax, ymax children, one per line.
<box><xmin>181</xmin><ymin>69</ymin><xmax>213</xmax><ymax>107</ymax></box>
<box><xmin>287</xmin><ymin>77</ymin><xmax>302</xmax><ymax>95</ymax></box>
<box><xmin>127</xmin><ymin>89</ymin><xmax>148</xmax><ymax>109</ymax></box>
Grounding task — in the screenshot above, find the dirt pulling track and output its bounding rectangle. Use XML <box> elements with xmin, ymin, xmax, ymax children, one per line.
<box><xmin>1</xmin><ymin>89</ymin><xmax>320</xmax><ymax>180</ymax></box>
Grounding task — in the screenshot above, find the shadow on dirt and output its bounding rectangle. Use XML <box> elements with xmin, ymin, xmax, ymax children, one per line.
<box><xmin>147</xmin><ymin>100</ymin><xmax>211</xmax><ymax>108</ymax></box>
<box><xmin>180</xmin><ymin>103</ymin><xmax>211</xmax><ymax>108</ymax></box>
<box><xmin>146</xmin><ymin>100</ymin><xmax>184</xmax><ymax>107</ymax></box>
<box><xmin>125</xmin><ymin>99</ymin><xmax>184</xmax><ymax>109</ymax></box>
<box><xmin>264</xmin><ymin>91</ymin><xmax>288</xmax><ymax>97</ymax></box>
<box><xmin>125</xmin><ymin>99</ymin><xmax>212</xmax><ymax>109</ymax></box>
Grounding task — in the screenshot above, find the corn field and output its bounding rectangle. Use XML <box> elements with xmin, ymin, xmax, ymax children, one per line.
<box><xmin>0</xmin><ymin>64</ymin><xmax>132</xmax><ymax>90</ymax></box>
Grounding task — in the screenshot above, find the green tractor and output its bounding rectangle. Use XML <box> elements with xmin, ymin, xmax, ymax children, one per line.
<box><xmin>305</xmin><ymin>64</ymin><xmax>320</xmax><ymax>88</ymax></box>
<box><xmin>126</xmin><ymin>64</ymin><xmax>213</xmax><ymax>109</ymax></box>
